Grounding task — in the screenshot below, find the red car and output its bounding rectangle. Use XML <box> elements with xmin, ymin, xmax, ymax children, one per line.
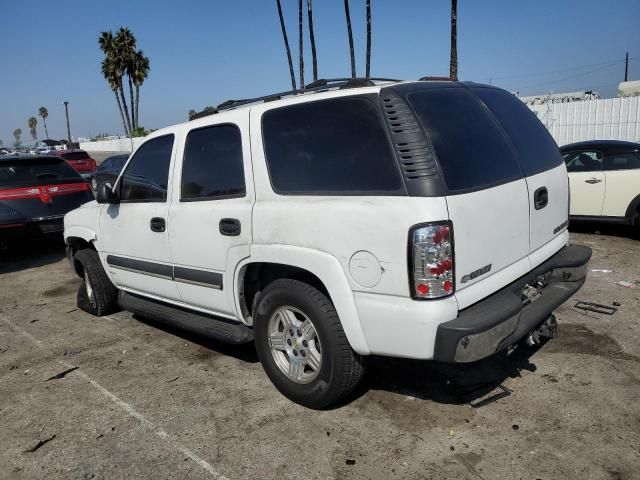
<box><xmin>48</xmin><ymin>149</ymin><xmax>97</xmax><ymax>179</ymax></box>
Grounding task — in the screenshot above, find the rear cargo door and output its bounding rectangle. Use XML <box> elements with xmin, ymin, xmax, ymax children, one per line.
<box><xmin>407</xmin><ymin>86</ymin><xmax>531</xmax><ymax>296</ymax></box>
<box><xmin>473</xmin><ymin>87</ymin><xmax>568</xmax><ymax>255</ymax></box>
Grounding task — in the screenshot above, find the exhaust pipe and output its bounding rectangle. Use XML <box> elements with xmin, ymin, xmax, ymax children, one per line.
<box><xmin>525</xmin><ymin>314</ymin><xmax>557</xmax><ymax>347</ymax></box>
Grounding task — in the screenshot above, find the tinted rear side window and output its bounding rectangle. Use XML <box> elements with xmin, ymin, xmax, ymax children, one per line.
<box><xmin>407</xmin><ymin>88</ymin><xmax>522</xmax><ymax>192</ymax></box>
<box><xmin>604</xmin><ymin>151</ymin><xmax>640</xmax><ymax>170</ymax></box>
<box><xmin>473</xmin><ymin>87</ymin><xmax>562</xmax><ymax>176</ymax></box>
<box><xmin>262</xmin><ymin>96</ymin><xmax>403</xmax><ymax>194</ymax></box>
<box><xmin>0</xmin><ymin>159</ymin><xmax>80</xmax><ymax>187</ymax></box>
<box><xmin>181</xmin><ymin>124</ymin><xmax>245</xmax><ymax>200</ymax></box>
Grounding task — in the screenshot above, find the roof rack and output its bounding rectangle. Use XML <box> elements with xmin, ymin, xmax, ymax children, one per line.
<box><xmin>189</xmin><ymin>77</ymin><xmax>401</xmax><ymax>121</ymax></box>
<box><xmin>419</xmin><ymin>76</ymin><xmax>456</xmax><ymax>81</ymax></box>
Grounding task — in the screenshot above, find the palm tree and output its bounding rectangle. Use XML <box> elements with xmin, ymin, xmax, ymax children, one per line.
<box><xmin>131</xmin><ymin>50</ymin><xmax>150</xmax><ymax>129</ymax></box>
<box><xmin>101</xmin><ymin>58</ymin><xmax>130</xmax><ymax>136</ymax></box>
<box><xmin>276</xmin><ymin>0</ymin><xmax>297</xmax><ymax>90</ymax></box>
<box><xmin>116</xmin><ymin>27</ymin><xmax>138</xmax><ymax>129</ymax></box>
<box><xmin>449</xmin><ymin>0</ymin><xmax>458</xmax><ymax>80</ymax></box>
<box><xmin>99</xmin><ymin>30</ymin><xmax>133</xmax><ymax>135</ymax></box>
<box><xmin>38</xmin><ymin>107</ymin><xmax>49</xmax><ymax>139</ymax></box>
<box><xmin>365</xmin><ymin>0</ymin><xmax>372</xmax><ymax>78</ymax></box>
<box><xmin>13</xmin><ymin>129</ymin><xmax>22</xmax><ymax>147</ymax></box>
<box><xmin>28</xmin><ymin>117</ymin><xmax>38</xmax><ymax>140</ymax></box>
<box><xmin>307</xmin><ymin>0</ymin><xmax>318</xmax><ymax>82</ymax></box>
<box><xmin>344</xmin><ymin>0</ymin><xmax>356</xmax><ymax>78</ymax></box>
<box><xmin>298</xmin><ymin>0</ymin><xmax>304</xmax><ymax>88</ymax></box>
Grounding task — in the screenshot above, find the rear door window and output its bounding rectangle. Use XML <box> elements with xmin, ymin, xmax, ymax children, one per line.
<box><xmin>181</xmin><ymin>124</ymin><xmax>245</xmax><ymax>200</ymax></box>
<box><xmin>407</xmin><ymin>88</ymin><xmax>522</xmax><ymax>192</ymax></box>
<box><xmin>262</xmin><ymin>96</ymin><xmax>403</xmax><ymax>194</ymax></box>
<box><xmin>603</xmin><ymin>151</ymin><xmax>640</xmax><ymax>171</ymax></box>
<box><xmin>473</xmin><ymin>87</ymin><xmax>563</xmax><ymax>176</ymax></box>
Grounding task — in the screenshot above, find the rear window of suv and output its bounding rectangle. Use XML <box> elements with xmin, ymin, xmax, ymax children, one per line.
<box><xmin>472</xmin><ymin>87</ymin><xmax>563</xmax><ymax>176</ymax></box>
<box><xmin>407</xmin><ymin>88</ymin><xmax>522</xmax><ymax>192</ymax></box>
<box><xmin>262</xmin><ymin>96</ymin><xmax>404</xmax><ymax>194</ymax></box>
<box><xmin>62</xmin><ymin>151</ymin><xmax>90</xmax><ymax>161</ymax></box>
<box><xmin>0</xmin><ymin>158</ymin><xmax>80</xmax><ymax>187</ymax></box>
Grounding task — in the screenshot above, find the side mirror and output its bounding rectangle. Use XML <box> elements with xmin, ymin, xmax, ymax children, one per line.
<box><xmin>96</xmin><ymin>182</ymin><xmax>119</xmax><ymax>204</ymax></box>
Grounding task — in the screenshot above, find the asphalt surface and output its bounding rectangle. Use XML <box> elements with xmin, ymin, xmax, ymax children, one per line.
<box><xmin>0</xmin><ymin>227</ymin><xmax>639</xmax><ymax>479</ymax></box>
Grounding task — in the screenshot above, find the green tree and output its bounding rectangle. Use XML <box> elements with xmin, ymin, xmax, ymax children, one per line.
<box><xmin>99</xmin><ymin>30</ymin><xmax>132</xmax><ymax>135</ymax></box>
<box><xmin>13</xmin><ymin>129</ymin><xmax>22</xmax><ymax>147</ymax></box>
<box><xmin>344</xmin><ymin>0</ymin><xmax>356</xmax><ymax>78</ymax></box>
<box><xmin>188</xmin><ymin>109</ymin><xmax>196</xmax><ymax>119</ymax></box>
<box><xmin>276</xmin><ymin>0</ymin><xmax>297</xmax><ymax>90</ymax></box>
<box><xmin>38</xmin><ymin>106</ymin><xmax>49</xmax><ymax>139</ymax></box>
<box><xmin>28</xmin><ymin>117</ymin><xmax>38</xmax><ymax>140</ymax></box>
<box><xmin>101</xmin><ymin>57</ymin><xmax>130</xmax><ymax>136</ymax></box>
<box><xmin>131</xmin><ymin>50</ymin><xmax>150</xmax><ymax>129</ymax></box>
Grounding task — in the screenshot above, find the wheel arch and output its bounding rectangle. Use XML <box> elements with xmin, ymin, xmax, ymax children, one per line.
<box><xmin>64</xmin><ymin>226</ymin><xmax>98</xmax><ymax>277</ymax></box>
<box><xmin>624</xmin><ymin>192</ymin><xmax>640</xmax><ymax>222</ymax></box>
<box><xmin>234</xmin><ymin>245</ymin><xmax>370</xmax><ymax>355</ymax></box>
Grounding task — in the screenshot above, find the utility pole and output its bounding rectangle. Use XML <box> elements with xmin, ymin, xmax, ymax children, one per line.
<box><xmin>624</xmin><ymin>52</ymin><xmax>629</xmax><ymax>82</ymax></box>
<box><xmin>63</xmin><ymin>101</ymin><xmax>72</xmax><ymax>146</ymax></box>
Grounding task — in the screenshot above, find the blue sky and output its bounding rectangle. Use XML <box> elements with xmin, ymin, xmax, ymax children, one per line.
<box><xmin>1</xmin><ymin>0</ymin><xmax>638</xmax><ymax>145</ymax></box>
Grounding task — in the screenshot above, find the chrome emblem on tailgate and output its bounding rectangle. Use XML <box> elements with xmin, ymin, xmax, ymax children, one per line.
<box><xmin>461</xmin><ymin>264</ymin><xmax>492</xmax><ymax>283</ymax></box>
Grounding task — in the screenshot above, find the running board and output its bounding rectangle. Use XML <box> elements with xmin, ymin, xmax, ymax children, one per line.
<box><xmin>118</xmin><ymin>291</ymin><xmax>253</xmax><ymax>344</ymax></box>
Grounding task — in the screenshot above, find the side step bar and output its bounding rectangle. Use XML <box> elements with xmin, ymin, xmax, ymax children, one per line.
<box><xmin>118</xmin><ymin>291</ymin><xmax>253</xmax><ymax>344</ymax></box>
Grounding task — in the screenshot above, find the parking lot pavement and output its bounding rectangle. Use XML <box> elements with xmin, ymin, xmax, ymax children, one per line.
<box><xmin>1</xmin><ymin>231</ymin><xmax>639</xmax><ymax>480</ymax></box>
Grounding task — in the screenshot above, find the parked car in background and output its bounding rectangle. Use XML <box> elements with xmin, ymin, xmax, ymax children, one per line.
<box><xmin>87</xmin><ymin>153</ymin><xmax>128</xmax><ymax>191</ymax></box>
<box><xmin>36</xmin><ymin>146</ymin><xmax>51</xmax><ymax>155</ymax></box>
<box><xmin>561</xmin><ymin>140</ymin><xmax>640</xmax><ymax>234</ymax></box>
<box><xmin>0</xmin><ymin>155</ymin><xmax>92</xmax><ymax>246</ymax></box>
<box><xmin>49</xmin><ymin>149</ymin><xmax>97</xmax><ymax>180</ymax></box>
<box><xmin>65</xmin><ymin>79</ymin><xmax>591</xmax><ymax>408</ymax></box>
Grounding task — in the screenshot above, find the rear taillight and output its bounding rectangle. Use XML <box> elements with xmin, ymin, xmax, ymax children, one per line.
<box><xmin>0</xmin><ymin>183</ymin><xmax>90</xmax><ymax>203</ymax></box>
<box><xmin>409</xmin><ymin>221</ymin><xmax>454</xmax><ymax>299</ymax></box>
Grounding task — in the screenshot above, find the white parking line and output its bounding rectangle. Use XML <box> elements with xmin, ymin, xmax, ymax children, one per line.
<box><xmin>1</xmin><ymin>315</ymin><xmax>229</xmax><ymax>480</ymax></box>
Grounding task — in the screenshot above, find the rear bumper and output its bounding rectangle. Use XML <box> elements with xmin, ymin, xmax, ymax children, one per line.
<box><xmin>433</xmin><ymin>244</ymin><xmax>592</xmax><ymax>363</ymax></box>
<box><xmin>0</xmin><ymin>216</ymin><xmax>65</xmax><ymax>238</ymax></box>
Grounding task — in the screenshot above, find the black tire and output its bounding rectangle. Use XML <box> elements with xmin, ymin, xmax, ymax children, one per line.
<box><xmin>253</xmin><ymin>278</ymin><xmax>365</xmax><ymax>409</ymax></box>
<box><xmin>75</xmin><ymin>248</ymin><xmax>120</xmax><ymax>316</ymax></box>
<box><xmin>633</xmin><ymin>210</ymin><xmax>640</xmax><ymax>239</ymax></box>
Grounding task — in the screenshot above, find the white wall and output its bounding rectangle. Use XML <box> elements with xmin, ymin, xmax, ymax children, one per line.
<box><xmin>529</xmin><ymin>96</ymin><xmax>640</xmax><ymax>146</ymax></box>
<box><xmin>79</xmin><ymin>137</ymin><xmax>145</xmax><ymax>153</ymax></box>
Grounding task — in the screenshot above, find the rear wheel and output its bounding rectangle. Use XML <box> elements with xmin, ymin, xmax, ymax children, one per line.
<box><xmin>90</xmin><ymin>176</ymin><xmax>98</xmax><ymax>191</ymax></box>
<box><xmin>254</xmin><ymin>279</ymin><xmax>365</xmax><ymax>409</ymax></box>
<box><xmin>75</xmin><ymin>248</ymin><xmax>119</xmax><ymax>316</ymax></box>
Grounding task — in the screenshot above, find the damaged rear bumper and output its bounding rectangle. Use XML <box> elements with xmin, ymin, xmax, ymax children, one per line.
<box><xmin>433</xmin><ymin>244</ymin><xmax>592</xmax><ymax>363</ymax></box>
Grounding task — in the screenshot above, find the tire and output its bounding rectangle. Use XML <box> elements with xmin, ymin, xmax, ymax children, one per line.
<box><xmin>633</xmin><ymin>210</ymin><xmax>640</xmax><ymax>239</ymax></box>
<box><xmin>253</xmin><ymin>278</ymin><xmax>365</xmax><ymax>409</ymax></box>
<box><xmin>75</xmin><ymin>248</ymin><xmax>120</xmax><ymax>316</ymax></box>
<box><xmin>90</xmin><ymin>176</ymin><xmax>98</xmax><ymax>192</ymax></box>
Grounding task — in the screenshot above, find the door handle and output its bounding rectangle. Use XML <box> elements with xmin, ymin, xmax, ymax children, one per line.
<box><xmin>533</xmin><ymin>186</ymin><xmax>548</xmax><ymax>210</ymax></box>
<box><xmin>219</xmin><ymin>218</ymin><xmax>241</xmax><ymax>236</ymax></box>
<box><xmin>150</xmin><ymin>217</ymin><xmax>166</xmax><ymax>233</ymax></box>
<box><xmin>585</xmin><ymin>178</ymin><xmax>602</xmax><ymax>184</ymax></box>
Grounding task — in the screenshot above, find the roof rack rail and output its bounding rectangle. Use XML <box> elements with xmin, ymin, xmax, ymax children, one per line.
<box><xmin>419</xmin><ymin>76</ymin><xmax>456</xmax><ymax>81</ymax></box>
<box><xmin>189</xmin><ymin>77</ymin><xmax>401</xmax><ymax>121</ymax></box>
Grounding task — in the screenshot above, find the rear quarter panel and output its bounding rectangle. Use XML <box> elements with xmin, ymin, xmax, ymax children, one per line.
<box><xmin>602</xmin><ymin>169</ymin><xmax>640</xmax><ymax>217</ymax></box>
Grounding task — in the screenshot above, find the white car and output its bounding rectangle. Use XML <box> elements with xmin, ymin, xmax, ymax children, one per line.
<box><xmin>561</xmin><ymin>140</ymin><xmax>640</xmax><ymax>234</ymax></box>
<box><xmin>64</xmin><ymin>78</ymin><xmax>591</xmax><ymax>408</ymax></box>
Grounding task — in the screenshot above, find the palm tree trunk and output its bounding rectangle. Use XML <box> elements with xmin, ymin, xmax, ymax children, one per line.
<box><xmin>298</xmin><ymin>0</ymin><xmax>304</xmax><ymax>88</ymax></box>
<box><xmin>365</xmin><ymin>0</ymin><xmax>372</xmax><ymax>78</ymax></box>
<box><xmin>344</xmin><ymin>0</ymin><xmax>356</xmax><ymax>78</ymax></box>
<box><xmin>449</xmin><ymin>0</ymin><xmax>458</xmax><ymax>80</ymax></box>
<box><xmin>114</xmin><ymin>90</ymin><xmax>129</xmax><ymax>137</ymax></box>
<box><xmin>128</xmin><ymin>75</ymin><xmax>136</xmax><ymax>130</ymax></box>
<box><xmin>276</xmin><ymin>0</ymin><xmax>297</xmax><ymax>90</ymax></box>
<box><xmin>118</xmin><ymin>80</ymin><xmax>133</xmax><ymax>136</ymax></box>
<box><xmin>135</xmin><ymin>85</ymin><xmax>140</xmax><ymax>129</ymax></box>
<box><xmin>43</xmin><ymin>119</ymin><xmax>49</xmax><ymax>139</ymax></box>
<box><xmin>307</xmin><ymin>0</ymin><xmax>318</xmax><ymax>82</ymax></box>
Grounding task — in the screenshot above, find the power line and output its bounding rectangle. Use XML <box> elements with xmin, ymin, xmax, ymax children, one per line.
<box><xmin>517</xmin><ymin>60</ymin><xmax>624</xmax><ymax>90</ymax></box>
<box><xmin>485</xmin><ymin>56</ymin><xmax>633</xmax><ymax>82</ymax></box>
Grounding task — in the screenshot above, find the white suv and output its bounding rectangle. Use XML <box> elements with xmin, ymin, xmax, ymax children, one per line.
<box><xmin>64</xmin><ymin>79</ymin><xmax>591</xmax><ymax>408</ymax></box>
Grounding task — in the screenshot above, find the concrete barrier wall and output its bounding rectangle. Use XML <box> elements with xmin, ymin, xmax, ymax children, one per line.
<box><xmin>528</xmin><ymin>96</ymin><xmax>640</xmax><ymax>146</ymax></box>
<box><xmin>79</xmin><ymin>137</ymin><xmax>145</xmax><ymax>153</ymax></box>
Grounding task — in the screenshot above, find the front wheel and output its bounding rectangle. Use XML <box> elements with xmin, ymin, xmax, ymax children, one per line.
<box><xmin>253</xmin><ymin>279</ymin><xmax>365</xmax><ymax>409</ymax></box>
<box><xmin>75</xmin><ymin>248</ymin><xmax>120</xmax><ymax>316</ymax></box>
